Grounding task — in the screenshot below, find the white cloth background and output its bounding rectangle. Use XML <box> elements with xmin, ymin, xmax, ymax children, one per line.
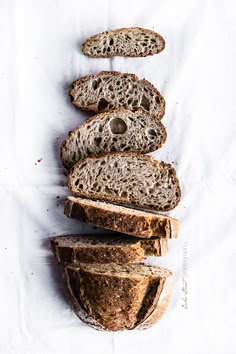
<box><xmin>0</xmin><ymin>0</ymin><xmax>236</xmax><ymax>353</ymax></box>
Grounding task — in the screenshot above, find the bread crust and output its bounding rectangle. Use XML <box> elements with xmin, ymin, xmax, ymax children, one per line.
<box><xmin>68</xmin><ymin>152</ymin><xmax>181</xmax><ymax>212</ymax></box>
<box><xmin>63</xmin><ymin>263</ymin><xmax>172</xmax><ymax>331</ymax></box>
<box><xmin>82</xmin><ymin>27</ymin><xmax>165</xmax><ymax>58</ymax></box>
<box><xmin>136</xmin><ymin>276</ymin><xmax>172</xmax><ymax>329</ymax></box>
<box><xmin>64</xmin><ymin>197</ymin><xmax>179</xmax><ymax>239</ymax></box>
<box><xmin>60</xmin><ymin>108</ymin><xmax>167</xmax><ymax>169</ymax></box>
<box><xmin>69</xmin><ymin>71</ymin><xmax>165</xmax><ymax>120</ymax></box>
<box><xmin>51</xmin><ymin>234</ymin><xmax>168</xmax><ymax>264</ymax></box>
<box><xmin>63</xmin><ymin>266</ymin><xmax>104</xmax><ymax>330</ymax></box>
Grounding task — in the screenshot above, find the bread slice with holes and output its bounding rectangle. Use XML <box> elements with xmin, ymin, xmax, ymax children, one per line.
<box><xmin>64</xmin><ymin>197</ymin><xmax>179</xmax><ymax>238</ymax></box>
<box><xmin>51</xmin><ymin>234</ymin><xmax>168</xmax><ymax>264</ymax></box>
<box><xmin>64</xmin><ymin>262</ymin><xmax>172</xmax><ymax>331</ymax></box>
<box><xmin>82</xmin><ymin>27</ymin><xmax>165</xmax><ymax>58</ymax></box>
<box><xmin>61</xmin><ymin>109</ymin><xmax>167</xmax><ymax>169</ymax></box>
<box><xmin>69</xmin><ymin>71</ymin><xmax>165</xmax><ymax>120</ymax></box>
<box><xmin>68</xmin><ymin>152</ymin><xmax>181</xmax><ymax>211</ymax></box>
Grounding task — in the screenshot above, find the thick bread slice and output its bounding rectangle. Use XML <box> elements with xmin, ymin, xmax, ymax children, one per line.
<box><xmin>61</xmin><ymin>109</ymin><xmax>167</xmax><ymax>169</ymax></box>
<box><xmin>63</xmin><ymin>262</ymin><xmax>172</xmax><ymax>331</ymax></box>
<box><xmin>82</xmin><ymin>27</ymin><xmax>165</xmax><ymax>58</ymax></box>
<box><xmin>64</xmin><ymin>197</ymin><xmax>179</xmax><ymax>239</ymax></box>
<box><xmin>69</xmin><ymin>71</ymin><xmax>165</xmax><ymax>120</ymax></box>
<box><xmin>51</xmin><ymin>234</ymin><xmax>168</xmax><ymax>264</ymax></box>
<box><xmin>68</xmin><ymin>152</ymin><xmax>181</xmax><ymax>211</ymax></box>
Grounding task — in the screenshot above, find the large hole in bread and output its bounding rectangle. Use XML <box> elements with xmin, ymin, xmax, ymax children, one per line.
<box><xmin>141</xmin><ymin>95</ymin><xmax>150</xmax><ymax>111</ymax></box>
<box><xmin>98</xmin><ymin>98</ymin><xmax>109</xmax><ymax>111</ymax></box>
<box><xmin>109</xmin><ymin>118</ymin><xmax>127</xmax><ymax>134</ymax></box>
<box><xmin>147</xmin><ymin>128</ymin><xmax>157</xmax><ymax>137</ymax></box>
<box><xmin>92</xmin><ymin>81</ymin><xmax>98</xmax><ymax>90</ymax></box>
<box><xmin>94</xmin><ymin>137</ymin><xmax>102</xmax><ymax>146</ymax></box>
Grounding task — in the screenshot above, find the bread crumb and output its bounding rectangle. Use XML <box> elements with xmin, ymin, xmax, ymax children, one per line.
<box><xmin>35</xmin><ymin>158</ymin><xmax>42</xmax><ymax>165</ymax></box>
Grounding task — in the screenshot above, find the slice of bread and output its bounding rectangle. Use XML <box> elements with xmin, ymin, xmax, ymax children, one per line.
<box><xmin>51</xmin><ymin>234</ymin><xmax>168</xmax><ymax>264</ymax></box>
<box><xmin>61</xmin><ymin>109</ymin><xmax>167</xmax><ymax>169</ymax></box>
<box><xmin>64</xmin><ymin>197</ymin><xmax>179</xmax><ymax>239</ymax></box>
<box><xmin>64</xmin><ymin>262</ymin><xmax>172</xmax><ymax>331</ymax></box>
<box><xmin>68</xmin><ymin>152</ymin><xmax>181</xmax><ymax>211</ymax></box>
<box><xmin>69</xmin><ymin>71</ymin><xmax>165</xmax><ymax>120</ymax></box>
<box><xmin>82</xmin><ymin>27</ymin><xmax>165</xmax><ymax>58</ymax></box>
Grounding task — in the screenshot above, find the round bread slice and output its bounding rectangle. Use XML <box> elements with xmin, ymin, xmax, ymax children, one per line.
<box><xmin>61</xmin><ymin>109</ymin><xmax>167</xmax><ymax>169</ymax></box>
<box><xmin>63</xmin><ymin>262</ymin><xmax>172</xmax><ymax>331</ymax></box>
<box><xmin>82</xmin><ymin>27</ymin><xmax>165</xmax><ymax>58</ymax></box>
<box><xmin>68</xmin><ymin>152</ymin><xmax>181</xmax><ymax>211</ymax></box>
<box><xmin>51</xmin><ymin>234</ymin><xmax>168</xmax><ymax>264</ymax></box>
<box><xmin>69</xmin><ymin>71</ymin><xmax>165</xmax><ymax>120</ymax></box>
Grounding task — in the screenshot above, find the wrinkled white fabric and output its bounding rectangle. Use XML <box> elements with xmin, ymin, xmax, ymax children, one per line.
<box><xmin>0</xmin><ymin>0</ymin><xmax>236</xmax><ymax>353</ymax></box>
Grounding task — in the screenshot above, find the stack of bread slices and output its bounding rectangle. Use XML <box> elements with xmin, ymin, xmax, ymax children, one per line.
<box><xmin>52</xmin><ymin>27</ymin><xmax>181</xmax><ymax>331</ymax></box>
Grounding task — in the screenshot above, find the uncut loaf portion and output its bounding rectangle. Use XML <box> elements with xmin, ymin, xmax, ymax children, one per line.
<box><xmin>68</xmin><ymin>152</ymin><xmax>181</xmax><ymax>211</ymax></box>
<box><xmin>69</xmin><ymin>71</ymin><xmax>165</xmax><ymax>120</ymax></box>
<box><xmin>61</xmin><ymin>108</ymin><xmax>167</xmax><ymax>169</ymax></box>
<box><xmin>64</xmin><ymin>262</ymin><xmax>172</xmax><ymax>331</ymax></box>
<box><xmin>64</xmin><ymin>197</ymin><xmax>179</xmax><ymax>239</ymax></box>
<box><xmin>82</xmin><ymin>27</ymin><xmax>165</xmax><ymax>58</ymax></box>
<box><xmin>51</xmin><ymin>234</ymin><xmax>168</xmax><ymax>264</ymax></box>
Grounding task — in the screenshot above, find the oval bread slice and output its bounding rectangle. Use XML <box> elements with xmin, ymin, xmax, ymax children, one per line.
<box><xmin>82</xmin><ymin>27</ymin><xmax>165</xmax><ymax>58</ymax></box>
<box><xmin>68</xmin><ymin>152</ymin><xmax>181</xmax><ymax>211</ymax></box>
<box><xmin>69</xmin><ymin>71</ymin><xmax>165</xmax><ymax>120</ymax></box>
<box><xmin>61</xmin><ymin>109</ymin><xmax>167</xmax><ymax>169</ymax></box>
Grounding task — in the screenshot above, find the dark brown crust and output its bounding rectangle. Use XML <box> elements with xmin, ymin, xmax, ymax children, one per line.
<box><xmin>68</xmin><ymin>71</ymin><xmax>165</xmax><ymax>120</ymax></box>
<box><xmin>51</xmin><ymin>234</ymin><xmax>168</xmax><ymax>264</ymax></box>
<box><xmin>140</xmin><ymin>238</ymin><xmax>168</xmax><ymax>256</ymax></box>
<box><xmin>63</xmin><ymin>263</ymin><xmax>172</xmax><ymax>331</ymax></box>
<box><xmin>52</xmin><ymin>239</ymin><xmax>144</xmax><ymax>264</ymax></box>
<box><xmin>136</xmin><ymin>276</ymin><xmax>172</xmax><ymax>329</ymax></box>
<box><xmin>60</xmin><ymin>108</ymin><xmax>167</xmax><ymax>169</ymax></box>
<box><xmin>78</xmin><ymin>268</ymin><xmax>148</xmax><ymax>330</ymax></box>
<box><xmin>57</xmin><ymin>244</ymin><xmax>144</xmax><ymax>264</ymax></box>
<box><xmin>68</xmin><ymin>152</ymin><xmax>181</xmax><ymax>212</ymax></box>
<box><xmin>64</xmin><ymin>197</ymin><xmax>179</xmax><ymax>239</ymax></box>
<box><xmin>63</xmin><ymin>266</ymin><xmax>104</xmax><ymax>330</ymax></box>
<box><xmin>81</xmin><ymin>27</ymin><xmax>165</xmax><ymax>58</ymax></box>
<box><xmin>133</xmin><ymin>278</ymin><xmax>161</xmax><ymax>327</ymax></box>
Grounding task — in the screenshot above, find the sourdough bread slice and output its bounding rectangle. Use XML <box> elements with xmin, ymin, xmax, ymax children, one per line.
<box><xmin>82</xmin><ymin>27</ymin><xmax>165</xmax><ymax>58</ymax></box>
<box><xmin>61</xmin><ymin>109</ymin><xmax>167</xmax><ymax>169</ymax></box>
<box><xmin>69</xmin><ymin>71</ymin><xmax>165</xmax><ymax>120</ymax></box>
<box><xmin>64</xmin><ymin>197</ymin><xmax>179</xmax><ymax>239</ymax></box>
<box><xmin>68</xmin><ymin>152</ymin><xmax>181</xmax><ymax>211</ymax></box>
<box><xmin>64</xmin><ymin>262</ymin><xmax>172</xmax><ymax>331</ymax></box>
<box><xmin>51</xmin><ymin>234</ymin><xmax>168</xmax><ymax>264</ymax></box>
